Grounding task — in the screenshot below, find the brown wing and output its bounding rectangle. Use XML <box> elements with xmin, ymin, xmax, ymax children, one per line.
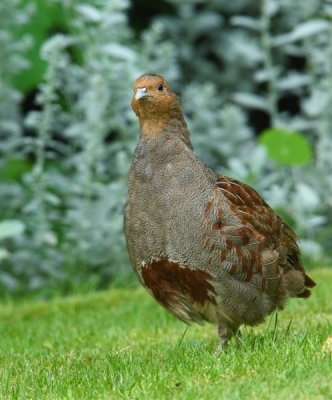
<box><xmin>204</xmin><ymin>175</ymin><xmax>315</xmax><ymax>296</ymax></box>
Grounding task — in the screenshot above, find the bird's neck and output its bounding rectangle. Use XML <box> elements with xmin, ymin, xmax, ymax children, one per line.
<box><xmin>139</xmin><ymin>108</ymin><xmax>192</xmax><ymax>149</ymax></box>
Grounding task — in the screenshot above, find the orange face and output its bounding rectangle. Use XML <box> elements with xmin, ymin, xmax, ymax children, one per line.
<box><xmin>131</xmin><ymin>74</ymin><xmax>177</xmax><ymax>120</ymax></box>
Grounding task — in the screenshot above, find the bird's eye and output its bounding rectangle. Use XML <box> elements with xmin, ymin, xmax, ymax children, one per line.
<box><xmin>157</xmin><ymin>83</ymin><xmax>164</xmax><ymax>92</ymax></box>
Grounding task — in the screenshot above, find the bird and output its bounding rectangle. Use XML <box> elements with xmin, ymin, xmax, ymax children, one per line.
<box><xmin>124</xmin><ymin>73</ymin><xmax>316</xmax><ymax>347</ymax></box>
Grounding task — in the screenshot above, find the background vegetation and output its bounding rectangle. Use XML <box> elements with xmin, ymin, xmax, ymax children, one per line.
<box><xmin>1</xmin><ymin>0</ymin><xmax>332</xmax><ymax>296</ymax></box>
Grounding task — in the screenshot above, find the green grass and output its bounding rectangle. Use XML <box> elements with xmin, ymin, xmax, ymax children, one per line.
<box><xmin>0</xmin><ymin>269</ymin><xmax>331</xmax><ymax>400</ymax></box>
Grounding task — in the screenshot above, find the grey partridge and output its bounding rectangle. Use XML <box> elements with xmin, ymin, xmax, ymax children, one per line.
<box><xmin>124</xmin><ymin>73</ymin><xmax>316</xmax><ymax>346</ymax></box>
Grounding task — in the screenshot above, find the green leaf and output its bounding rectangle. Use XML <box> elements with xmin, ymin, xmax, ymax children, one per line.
<box><xmin>231</xmin><ymin>16</ymin><xmax>261</xmax><ymax>31</ymax></box>
<box><xmin>0</xmin><ymin>220</ymin><xmax>25</xmax><ymax>241</ymax></box>
<box><xmin>12</xmin><ymin>0</ymin><xmax>67</xmax><ymax>92</ymax></box>
<box><xmin>233</xmin><ymin>92</ymin><xmax>268</xmax><ymax>111</ymax></box>
<box><xmin>259</xmin><ymin>128</ymin><xmax>312</xmax><ymax>165</ymax></box>
<box><xmin>0</xmin><ymin>158</ymin><xmax>31</xmax><ymax>181</ymax></box>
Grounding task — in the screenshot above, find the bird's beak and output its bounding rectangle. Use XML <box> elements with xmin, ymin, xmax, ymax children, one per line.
<box><xmin>135</xmin><ymin>87</ymin><xmax>149</xmax><ymax>101</ymax></box>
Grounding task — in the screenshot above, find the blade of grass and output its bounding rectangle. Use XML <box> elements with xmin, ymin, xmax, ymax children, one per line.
<box><xmin>177</xmin><ymin>326</ymin><xmax>189</xmax><ymax>347</ymax></box>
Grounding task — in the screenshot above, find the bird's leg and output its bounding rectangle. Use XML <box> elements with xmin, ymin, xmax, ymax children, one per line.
<box><xmin>214</xmin><ymin>324</ymin><xmax>236</xmax><ymax>357</ymax></box>
<box><xmin>217</xmin><ymin>324</ymin><xmax>233</xmax><ymax>347</ymax></box>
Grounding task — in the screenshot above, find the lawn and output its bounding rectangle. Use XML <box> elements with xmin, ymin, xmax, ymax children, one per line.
<box><xmin>0</xmin><ymin>269</ymin><xmax>331</xmax><ymax>400</ymax></box>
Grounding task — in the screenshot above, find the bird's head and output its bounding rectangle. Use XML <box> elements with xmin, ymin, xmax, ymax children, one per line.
<box><xmin>131</xmin><ymin>74</ymin><xmax>188</xmax><ymax>139</ymax></box>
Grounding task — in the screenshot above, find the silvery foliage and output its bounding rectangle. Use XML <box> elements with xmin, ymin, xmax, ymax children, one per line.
<box><xmin>0</xmin><ymin>0</ymin><xmax>33</xmax><ymax>143</ymax></box>
<box><xmin>0</xmin><ymin>0</ymin><xmax>34</xmax><ymax>290</ymax></box>
<box><xmin>1</xmin><ymin>0</ymin><xmax>179</xmax><ymax>292</ymax></box>
<box><xmin>1</xmin><ymin>0</ymin><xmax>331</xmax><ymax>293</ymax></box>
